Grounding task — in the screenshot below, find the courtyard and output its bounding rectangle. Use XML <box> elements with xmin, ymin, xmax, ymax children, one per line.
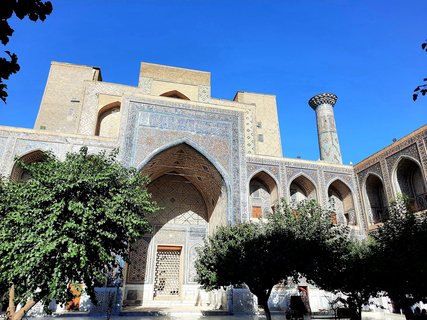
<box><xmin>25</xmin><ymin>312</ymin><xmax>406</xmax><ymax>320</ymax></box>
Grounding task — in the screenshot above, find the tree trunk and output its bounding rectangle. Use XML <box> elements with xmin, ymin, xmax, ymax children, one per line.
<box><xmin>7</xmin><ymin>284</ymin><xmax>16</xmax><ymax>320</ymax></box>
<box><xmin>347</xmin><ymin>294</ymin><xmax>363</xmax><ymax>320</ymax></box>
<box><xmin>355</xmin><ymin>304</ymin><xmax>363</xmax><ymax>320</ymax></box>
<box><xmin>255</xmin><ymin>288</ymin><xmax>272</xmax><ymax>320</ymax></box>
<box><xmin>11</xmin><ymin>299</ymin><xmax>36</xmax><ymax>320</ymax></box>
<box><xmin>6</xmin><ymin>284</ymin><xmax>37</xmax><ymax>320</ymax></box>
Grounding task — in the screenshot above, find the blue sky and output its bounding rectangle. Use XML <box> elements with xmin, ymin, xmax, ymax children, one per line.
<box><xmin>1</xmin><ymin>0</ymin><xmax>426</xmax><ymax>164</ymax></box>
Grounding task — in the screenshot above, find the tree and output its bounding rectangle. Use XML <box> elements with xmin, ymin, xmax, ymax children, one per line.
<box><xmin>371</xmin><ymin>195</ymin><xmax>427</xmax><ymax>319</ymax></box>
<box><xmin>309</xmin><ymin>237</ymin><xmax>381</xmax><ymax>320</ymax></box>
<box><xmin>0</xmin><ymin>147</ymin><xmax>158</xmax><ymax>320</ymax></box>
<box><xmin>196</xmin><ymin>200</ymin><xmax>348</xmax><ymax>320</ymax></box>
<box><xmin>195</xmin><ymin>221</ymin><xmax>286</xmax><ymax>320</ymax></box>
<box><xmin>277</xmin><ymin>201</ymin><xmax>379</xmax><ymax>320</ymax></box>
<box><xmin>0</xmin><ymin>0</ymin><xmax>53</xmax><ymax>103</ymax></box>
<box><xmin>413</xmin><ymin>39</ymin><xmax>427</xmax><ymax>101</ymax></box>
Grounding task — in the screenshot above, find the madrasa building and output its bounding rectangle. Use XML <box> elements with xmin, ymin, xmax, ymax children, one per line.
<box><xmin>1</xmin><ymin>61</ymin><xmax>426</xmax><ymax>314</ymax></box>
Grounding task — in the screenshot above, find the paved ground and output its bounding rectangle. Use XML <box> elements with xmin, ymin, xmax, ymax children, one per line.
<box><xmin>30</xmin><ymin>317</ymin><xmax>286</xmax><ymax>320</ymax></box>
<box><xmin>1</xmin><ymin>310</ymin><xmax>406</xmax><ymax>320</ymax></box>
<box><xmin>28</xmin><ymin>312</ymin><xmax>406</xmax><ymax>320</ymax></box>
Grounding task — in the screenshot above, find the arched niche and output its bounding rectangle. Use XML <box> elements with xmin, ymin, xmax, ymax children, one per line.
<box><xmin>125</xmin><ymin>143</ymin><xmax>227</xmax><ymax>302</ymax></box>
<box><xmin>393</xmin><ymin>157</ymin><xmax>427</xmax><ymax>211</ymax></box>
<box><xmin>95</xmin><ymin>101</ymin><xmax>121</xmax><ymax>137</ymax></box>
<box><xmin>160</xmin><ymin>90</ymin><xmax>190</xmax><ymax>100</ymax></box>
<box><xmin>10</xmin><ymin>150</ymin><xmax>47</xmax><ymax>181</ymax></box>
<box><xmin>248</xmin><ymin>171</ymin><xmax>279</xmax><ymax>219</ymax></box>
<box><xmin>141</xmin><ymin>143</ymin><xmax>227</xmax><ymax>231</ymax></box>
<box><xmin>289</xmin><ymin>174</ymin><xmax>317</xmax><ymax>205</ymax></box>
<box><xmin>328</xmin><ymin>179</ymin><xmax>356</xmax><ymax>226</ymax></box>
<box><xmin>365</xmin><ymin>174</ymin><xmax>388</xmax><ymax>224</ymax></box>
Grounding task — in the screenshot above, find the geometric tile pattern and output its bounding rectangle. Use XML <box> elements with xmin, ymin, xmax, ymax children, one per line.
<box><xmin>188</xmin><ymin>244</ymin><xmax>202</xmax><ymax>283</ymax></box>
<box><xmin>153</xmin><ymin>248</ymin><xmax>181</xmax><ymax>297</ymax></box>
<box><xmin>127</xmin><ymin>238</ymin><xmax>150</xmax><ymax>284</ymax></box>
<box><xmin>309</xmin><ymin>94</ymin><xmax>342</xmax><ymax>164</ymax></box>
<box><xmin>385</xmin><ymin>143</ymin><xmax>420</xmax><ymax>174</ymax></box>
<box><xmin>355</xmin><ymin>126</ymin><xmax>427</xmax><ymax>226</ymax></box>
<box><xmin>120</xmin><ymin>99</ymin><xmax>247</xmax><ymax>223</ymax></box>
<box><xmin>198</xmin><ymin>85</ymin><xmax>210</xmax><ymax>102</ymax></box>
<box><xmin>147</xmin><ymin>174</ymin><xmax>208</xmax><ymax>226</ymax></box>
<box><xmin>143</xmin><ymin>144</ymin><xmax>222</xmax><ymax>221</ymax></box>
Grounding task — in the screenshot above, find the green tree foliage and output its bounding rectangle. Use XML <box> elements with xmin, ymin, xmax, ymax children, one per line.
<box><xmin>276</xmin><ymin>202</ymin><xmax>379</xmax><ymax>320</ymax></box>
<box><xmin>413</xmin><ymin>39</ymin><xmax>427</xmax><ymax>101</ymax></box>
<box><xmin>195</xmin><ymin>221</ymin><xmax>285</xmax><ymax>320</ymax></box>
<box><xmin>0</xmin><ymin>147</ymin><xmax>157</xmax><ymax>320</ymax></box>
<box><xmin>0</xmin><ymin>0</ymin><xmax>53</xmax><ymax>103</ymax></box>
<box><xmin>371</xmin><ymin>195</ymin><xmax>427</xmax><ymax>318</ymax></box>
<box><xmin>310</xmin><ymin>237</ymin><xmax>380</xmax><ymax>320</ymax></box>
<box><xmin>195</xmin><ymin>200</ymin><xmax>347</xmax><ymax>320</ymax></box>
<box><xmin>313</xmin><ymin>195</ymin><xmax>427</xmax><ymax>320</ymax></box>
<box><xmin>269</xmin><ymin>200</ymin><xmax>349</xmax><ymax>281</ymax></box>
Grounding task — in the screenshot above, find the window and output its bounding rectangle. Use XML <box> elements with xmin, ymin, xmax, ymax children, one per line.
<box><xmin>252</xmin><ymin>206</ymin><xmax>262</xmax><ymax>218</ymax></box>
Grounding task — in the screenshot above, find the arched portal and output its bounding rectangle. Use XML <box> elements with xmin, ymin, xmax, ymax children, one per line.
<box><xmin>289</xmin><ymin>175</ymin><xmax>317</xmax><ymax>205</ymax></box>
<box><xmin>248</xmin><ymin>171</ymin><xmax>278</xmax><ymax>218</ymax></box>
<box><xmin>328</xmin><ymin>180</ymin><xmax>356</xmax><ymax>226</ymax></box>
<box><xmin>125</xmin><ymin>143</ymin><xmax>227</xmax><ymax>305</ymax></box>
<box><xmin>10</xmin><ymin>150</ymin><xmax>47</xmax><ymax>181</ymax></box>
<box><xmin>393</xmin><ymin>157</ymin><xmax>427</xmax><ymax>211</ymax></box>
<box><xmin>95</xmin><ymin>101</ymin><xmax>121</xmax><ymax>137</ymax></box>
<box><xmin>365</xmin><ymin>174</ymin><xmax>388</xmax><ymax>224</ymax></box>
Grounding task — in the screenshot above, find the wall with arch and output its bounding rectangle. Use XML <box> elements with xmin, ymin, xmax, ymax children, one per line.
<box><xmin>246</xmin><ymin>156</ymin><xmax>364</xmax><ymax>233</ymax></box>
<box><xmin>355</xmin><ymin>125</ymin><xmax>427</xmax><ymax>228</ymax></box>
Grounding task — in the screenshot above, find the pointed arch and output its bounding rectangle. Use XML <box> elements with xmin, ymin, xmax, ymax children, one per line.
<box><xmin>248</xmin><ymin>168</ymin><xmax>281</xmax><ymax>190</ymax></box>
<box><xmin>128</xmin><ymin>140</ymin><xmax>230</xmax><ymax>302</ymax></box>
<box><xmin>248</xmin><ymin>170</ymin><xmax>279</xmax><ymax>219</ymax></box>
<box><xmin>288</xmin><ymin>173</ymin><xmax>318</xmax><ymax>203</ymax></box>
<box><xmin>160</xmin><ymin>90</ymin><xmax>190</xmax><ymax>100</ymax></box>
<box><xmin>327</xmin><ymin>179</ymin><xmax>357</xmax><ymax>226</ymax></box>
<box><xmin>10</xmin><ymin>149</ymin><xmax>47</xmax><ymax>181</ymax></box>
<box><xmin>137</xmin><ymin>139</ymin><xmax>230</xmax><ymax>231</ymax></box>
<box><xmin>136</xmin><ymin>138</ymin><xmax>230</xmax><ymax>185</ymax></box>
<box><xmin>363</xmin><ymin>173</ymin><xmax>388</xmax><ymax>224</ymax></box>
<box><xmin>392</xmin><ymin>155</ymin><xmax>427</xmax><ymax>211</ymax></box>
<box><xmin>95</xmin><ymin>101</ymin><xmax>121</xmax><ymax>137</ymax></box>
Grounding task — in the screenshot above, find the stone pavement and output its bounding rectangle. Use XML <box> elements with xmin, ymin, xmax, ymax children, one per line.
<box><xmin>26</xmin><ymin>311</ymin><xmax>407</xmax><ymax>320</ymax></box>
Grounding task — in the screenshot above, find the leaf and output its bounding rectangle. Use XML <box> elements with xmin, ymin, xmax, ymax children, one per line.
<box><xmin>0</xmin><ymin>0</ymin><xmax>53</xmax><ymax>103</ymax></box>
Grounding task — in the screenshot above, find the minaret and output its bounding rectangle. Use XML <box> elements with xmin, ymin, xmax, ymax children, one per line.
<box><xmin>308</xmin><ymin>93</ymin><xmax>342</xmax><ymax>164</ymax></box>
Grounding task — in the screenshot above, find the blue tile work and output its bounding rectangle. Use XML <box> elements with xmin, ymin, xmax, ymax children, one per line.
<box><xmin>245</xmin><ymin>155</ymin><xmax>362</xmax><ymax>229</ymax></box>
<box><xmin>355</xmin><ymin>126</ymin><xmax>427</xmax><ymax>227</ymax></box>
<box><xmin>385</xmin><ymin>143</ymin><xmax>421</xmax><ymax>173</ymax></box>
<box><xmin>119</xmin><ymin>97</ymin><xmax>248</xmax><ymax>224</ymax></box>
